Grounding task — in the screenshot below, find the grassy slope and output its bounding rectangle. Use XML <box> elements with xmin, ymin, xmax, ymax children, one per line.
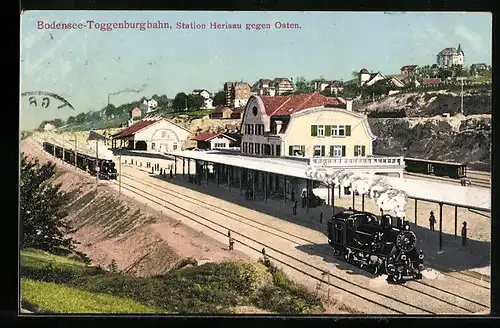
<box><xmin>21</xmin><ymin>278</ymin><xmax>160</xmax><ymax>314</ymax></box>
<box><xmin>20</xmin><ymin>248</ymin><xmax>325</xmax><ymax>314</ymax></box>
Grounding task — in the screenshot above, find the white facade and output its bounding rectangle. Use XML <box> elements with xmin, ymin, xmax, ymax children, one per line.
<box><xmin>437</xmin><ymin>45</ymin><xmax>464</xmax><ymax>68</ymax></box>
<box><xmin>210</xmin><ymin>136</ymin><xmax>231</xmax><ymax>149</ymax></box>
<box><xmin>199</xmin><ymin>90</ymin><xmax>211</xmax><ymax>99</ymax></box>
<box><xmin>134</xmin><ymin>119</ymin><xmax>190</xmax><ymax>153</ymax></box>
<box><xmin>44</xmin><ymin>123</ymin><xmax>54</xmax><ymax>131</ymax></box>
<box><xmin>202</xmin><ymin>98</ymin><xmax>214</xmax><ymax>109</ymax></box>
<box><xmin>235</xmin><ymin>98</ymin><xmax>249</xmax><ymax>108</ymax></box>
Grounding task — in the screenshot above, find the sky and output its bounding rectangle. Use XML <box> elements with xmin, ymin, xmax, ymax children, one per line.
<box><xmin>20</xmin><ymin>11</ymin><xmax>492</xmax><ymax>131</ymax></box>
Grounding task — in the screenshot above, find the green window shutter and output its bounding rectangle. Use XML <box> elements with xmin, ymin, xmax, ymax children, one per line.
<box><xmin>325</xmin><ymin>125</ymin><xmax>331</xmax><ymax>137</ymax></box>
<box><xmin>341</xmin><ymin>146</ymin><xmax>346</xmax><ymax>156</ymax></box>
<box><xmin>354</xmin><ymin>145</ymin><xmax>358</xmax><ymax>156</ymax></box>
<box><xmin>321</xmin><ymin>145</ymin><xmax>325</xmax><ymax>156</ymax></box>
<box><xmin>289</xmin><ymin>146</ymin><xmax>293</xmax><ymax>155</ymax></box>
<box><xmin>345</xmin><ymin>125</ymin><xmax>351</xmax><ymax>136</ymax></box>
<box><xmin>311</xmin><ymin>125</ymin><xmax>318</xmax><ymax>136</ymax></box>
<box><xmin>301</xmin><ymin>145</ymin><xmax>305</xmax><ymax>154</ymax></box>
<box><xmin>361</xmin><ymin>145</ymin><xmax>366</xmax><ymax>156</ymax></box>
<box><xmin>330</xmin><ymin>145</ymin><xmax>334</xmax><ymax>157</ymax></box>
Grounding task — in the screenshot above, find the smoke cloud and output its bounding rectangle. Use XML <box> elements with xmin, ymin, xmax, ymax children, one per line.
<box><xmin>305</xmin><ymin>167</ymin><xmax>408</xmax><ymax>217</ymax></box>
<box><xmin>109</xmin><ymin>84</ymin><xmax>148</xmax><ymax>96</ymax></box>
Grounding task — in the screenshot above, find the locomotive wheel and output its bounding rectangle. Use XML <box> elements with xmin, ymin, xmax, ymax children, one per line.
<box><xmin>391</xmin><ymin>273</ymin><xmax>403</xmax><ymax>284</ymax></box>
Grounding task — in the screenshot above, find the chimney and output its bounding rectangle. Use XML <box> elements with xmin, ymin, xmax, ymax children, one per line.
<box><xmin>346</xmin><ymin>98</ymin><xmax>353</xmax><ymax>111</ymax></box>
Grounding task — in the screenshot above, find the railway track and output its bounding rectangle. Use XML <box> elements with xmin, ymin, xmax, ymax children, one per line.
<box><xmin>115</xmin><ymin>170</ymin><xmax>489</xmax><ymax>314</ymax></box>
<box><xmin>27</xmin><ymin>139</ymin><xmax>490</xmax><ymax>314</ymax></box>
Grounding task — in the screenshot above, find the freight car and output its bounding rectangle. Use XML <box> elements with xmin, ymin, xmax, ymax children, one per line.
<box><xmin>42</xmin><ymin>141</ymin><xmax>117</xmax><ymax>180</ymax></box>
<box><xmin>404</xmin><ymin>157</ymin><xmax>467</xmax><ymax>179</ymax></box>
<box><xmin>327</xmin><ymin>210</ymin><xmax>424</xmax><ymax>284</ymax></box>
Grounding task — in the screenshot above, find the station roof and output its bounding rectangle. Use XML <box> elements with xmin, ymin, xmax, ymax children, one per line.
<box><xmin>168</xmin><ymin>150</ymin><xmax>491</xmax><ymax>212</ymax></box>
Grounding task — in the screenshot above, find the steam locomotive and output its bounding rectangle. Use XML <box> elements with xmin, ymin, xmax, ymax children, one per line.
<box><xmin>42</xmin><ymin>141</ymin><xmax>118</xmax><ymax>180</ymax></box>
<box><xmin>327</xmin><ymin>210</ymin><xmax>424</xmax><ymax>284</ymax></box>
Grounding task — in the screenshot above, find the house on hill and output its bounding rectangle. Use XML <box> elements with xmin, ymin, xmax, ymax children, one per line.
<box><xmin>437</xmin><ymin>44</ymin><xmax>464</xmax><ymax>68</ymax></box>
<box><xmin>130</xmin><ymin>107</ymin><xmax>142</xmax><ymax>119</ymax></box>
<box><xmin>43</xmin><ymin>121</ymin><xmax>55</xmax><ymax>131</ymax></box>
<box><xmin>230</xmin><ymin>107</ymin><xmax>244</xmax><ymax>119</ymax></box>
<box><xmin>192</xmin><ymin>89</ymin><xmax>214</xmax><ymax>109</ymax></box>
<box><xmin>209</xmin><ymin>106</ymin><xmax>233</xmax><ymax>119</ymax></box>
<box><xmin>224</xmin><ymin>82</ymin><xmax>252</xmax><ymax>108</ymax></box>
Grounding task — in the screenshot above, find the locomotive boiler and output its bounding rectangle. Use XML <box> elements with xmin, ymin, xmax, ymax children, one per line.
<box><xmin>327</xmin><ymin>210</ymin><xmax>424</xmax><ymax>284</ymax></box>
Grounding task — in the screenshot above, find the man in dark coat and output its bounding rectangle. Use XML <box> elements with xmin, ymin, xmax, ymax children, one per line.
<box><xmin>429</xmin><ymin>211</ymin><xmax>436</xmax><ymax>231</ymax></box>
<box><xmin>461</xmin><ymin>222</ymin><xmax>467</xmax><ymax>247</ymax></box>
<box><xmin>293</xmin><ymin>201</ymin><xmax>298</xmax><ymax>215</ymax></box>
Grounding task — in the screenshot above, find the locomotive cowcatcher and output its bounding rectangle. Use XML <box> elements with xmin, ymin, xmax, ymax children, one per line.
<box><xmin>327</xmin><ymin>210</ymin><xmax>425</xmax><ymax>284</ymax></box>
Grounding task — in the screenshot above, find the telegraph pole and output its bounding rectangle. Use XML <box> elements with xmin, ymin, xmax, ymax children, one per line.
<box><xmin>457</xmin><ymin>77</ymin><xmax>466</xmax><ymax>114</ymax></box>
<box><xmin>119</xmin><ymin>142</ymin><xmax>122</xmax><ymax>195</ymax></box>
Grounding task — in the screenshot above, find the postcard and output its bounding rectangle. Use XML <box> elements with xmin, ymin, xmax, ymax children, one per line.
<box><xmin>20</xmin><ymin>10</ymin><xmax>491</xmax><ymax>315</ymax></box>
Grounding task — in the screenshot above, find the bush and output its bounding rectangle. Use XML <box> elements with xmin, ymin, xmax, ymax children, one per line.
<box><xmin>20</xmin><ymin>249</ymin><xmax>325</xmax><ymax>314</ymax></box>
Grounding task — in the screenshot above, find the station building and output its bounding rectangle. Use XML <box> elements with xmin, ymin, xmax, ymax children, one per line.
<box><xmin>240</xmin><ymin>93</ymin><xmax>375</xmax><ymax>158</ymax></box>
<box><xmin>169</xmin><ymin>93</ymin><xmax>406</xmax><ymax>202</ymax></box>
<box><xmin>111</xmin><ymin>117</ymin><xmax>190</xmax><ymax>152</ymax></box>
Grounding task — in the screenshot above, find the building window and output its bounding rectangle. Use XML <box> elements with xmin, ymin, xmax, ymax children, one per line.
<box><xmin>242</xmin><ymin>142</ymin><xmax>247</xmax><ymax>153</ymax></box>
<box><xmin>354</xmin><ymin>145</ymin><xmax>366</xmax><ymax>157</ymax></box>
<box><xmin>289</xmin><ymin>145</ymin><xmax>304</xmax><ymax>156</ymax></box>
<box><xmin>271</xmin><ymin>145</ymin><xmax>274</xmax><ymax>156</ymax></box>
<box><xmin>317</xmin><ymin>125</ymin><xmax>325</xmax><ymax>137</ymax></box>
<box><xmin>173</xmin><ymin>143</ymin><xmax>178</xmax><ymax>150</ymax></box>
<box><xmin>276</xmin><ymin>145</ymin><xmax>281</xmax><ymax>156</ymax></box>
<box><xmin>330</xmin><ymin>145</ymin><xmax>342</xmax><ymax>157</ymax></box>
<box><xmin>249</xmin><ymin>143</ymin><xmax>254</xmax><ymax>154</ymax></box>
<box><xmin>313</xmin><ymin>145</ymin><xmax>325</xmax><ymax>157</ymax></box>
<box><xmin>161</xmin><ymin>131</ymin><xmax>166</xmax><ymax>138</ymax></box>
<box><xmin>151</xmin><ymin>143</ymin><xmax>155</xmax><ymax>149</ymax></box>
<box><xmin>331</xmin><ymin>125</ymin><xmax>351</xmax><ymax>137</ymax></box>
<box><xmin>249</xmin><ymin>124</ymin><xmax>254</xmax><ymax>135</ymax></box>
<box><xmin>255</xmin><ymin>143</ymin><xmax>260</xmax><ymax>154</ymax></box>
<box><xmin>214</xmin><ymin>143</ymin><xmax>225</xmax><ymax>148</ymax></box>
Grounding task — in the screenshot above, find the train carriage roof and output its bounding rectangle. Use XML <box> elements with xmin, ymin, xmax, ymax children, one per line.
<box><xmin>404</xmin><ymin>157</ymin><xmax>466</xmax><ymax>167</ymax></box>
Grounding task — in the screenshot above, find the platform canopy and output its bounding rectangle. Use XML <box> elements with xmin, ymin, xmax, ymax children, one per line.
<box><xmin>169</xmin><ymin>150</ymin><xmax>491</xmax><ymax>212</ymax></box>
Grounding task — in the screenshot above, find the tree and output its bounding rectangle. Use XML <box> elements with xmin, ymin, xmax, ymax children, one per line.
<box><xmin>20</xmin><ymin>153</ymin><xmax>74</xmax><ymax>251</ymax></box>
<box><xmin>67</xmin><ymin>116</ymin><xmax>76</xmax><ymax>125</ymax></box>
<box><xmin>293</xmin><ymin>76</ymin><xmax>314</xmax><ymax>94</ymax></box>
<box><xmin>76</xmin><ymin>112</ymin><xmax>87</xmax><ymax>124</ymax></box>
<box><xmin>437</xmin><ymin>68</ymin><xmax>452</xmax><ymax>80</ymax></box>
<box><xmin>172</xmin><ymin>92</ymin><xmax>188</xmax><ymax>111</ymax></box>
<box><xmin>351</xmin><ymin>71</ymin><xmax>359</xmax><ymax>79</ymax></box>
<box><xmin>53</xmin><ymin>119</ymin><xmax>63</xmax><ymax>128</ymax></box>
<box><xmin>337</xmin><ymin>82</ymin><xmax>360</xmax><ymax>99</ymax></box>
<box><xmin>187</xmin><ymin>94</ymin><xmax>204</xmax><ymax>111</ymax></box>
<box><xmin>156</xmin><ymin>94</ymin><xmax>170</xmax><ymax>109</ymax></box>
<box><xmin>212</xmin><ymin>90</ymin><xmax>226</xmax><ymax>107</ymax></box>
<box><xmin>105</xmin><ymin>104</ymin><xmax>117</xmax><ymax>118</ymax></box>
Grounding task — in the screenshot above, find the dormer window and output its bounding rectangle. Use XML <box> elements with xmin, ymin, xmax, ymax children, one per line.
<box><xmin>252</xmin><ymin>106</ymin><xmax>258</xmax><ymax>116</ymax></box>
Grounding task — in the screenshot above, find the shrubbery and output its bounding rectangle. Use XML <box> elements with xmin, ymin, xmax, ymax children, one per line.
<box><xmin>21</xmin><ymin>249</ymin><xmax>326</xmax><ymax>314</ymax></box>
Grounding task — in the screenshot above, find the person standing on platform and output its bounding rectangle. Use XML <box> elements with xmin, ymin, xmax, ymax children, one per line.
<box><xmin>429</xmin><ymin>211</ymin><xmax>436</xmax><ymax>231</ymax></box>
<box><xmin>301</xmin><ymin>189</ymin><xmax>307</xmax><ymax>208</ymax></box>
<box><xmin>160</xmin><ymin>168</ymin><xmax>163</xmax><ymax>176</ymax></box>
<box><xmin>170</xmin><ymin>167</ymin><xmax>173</xmax><ymax>178</ymax></box>
<box><xmin>293</xmin><ymin>201</ymin><xmax>298</xmax><ymax>215</ymax></box>
<box><xmin>461</xmin><ymin>222</ymin><xmax>467</xmax><ymax>247</ymax></box>
<box><xmin>291</xmin><ymin>190</ymin><xmax>295</xmax><ymax>202</ymax></box>
<box><xmin>320</xmin><ymin>211</ymin><xmax>323</xmax><ymax>224</ymax></box>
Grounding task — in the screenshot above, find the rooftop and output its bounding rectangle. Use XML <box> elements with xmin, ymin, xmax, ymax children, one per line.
<box><xmin>260</xmin><ymin>93</ymin><xmax>346</xmax><ymax>116</ymax></box>
<box><xmin>167</xmin><ymin>150</ymin><xmax>490</xmax><ymax>212</ymax></box>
